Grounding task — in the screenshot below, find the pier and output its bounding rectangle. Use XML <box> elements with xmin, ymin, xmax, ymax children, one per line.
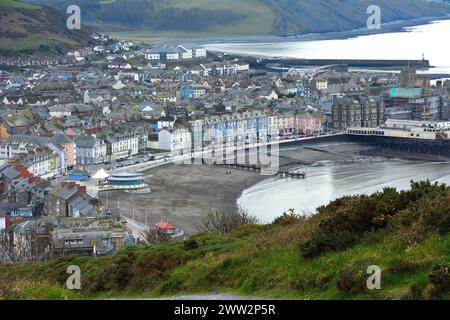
<box><xmin>278</xmin><ymin>166</ymin><xmax>307</xmax><ymax>179</ymax></box>
<box><xmin>214</xmin><ymin>163</ymin><xmax>265</xmax><ymax>173</ymax></box>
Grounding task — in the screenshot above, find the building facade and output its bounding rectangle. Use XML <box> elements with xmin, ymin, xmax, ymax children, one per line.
<box><xmin>332</xmin><ymin>95</ymin><xmax>384</xmax><ymax>129</ymax></box>
<box><xmin>106</xmin><ymin>133</ymin><xmax>139</xmax><ymax>161</ymax></box>
<box><xmin>76</xmin><ymin>139</ymin><xmax>107</xmax><ymax>165</ymax></box>
<box><xmin>191</xmin><ymin>112</ymin><xmax>270</xmax><ymax>150</ymax></box>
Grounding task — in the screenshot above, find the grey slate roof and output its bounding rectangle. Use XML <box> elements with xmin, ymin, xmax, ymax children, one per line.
<box><xmin>2</xmin><ymin>167</ymin><xmax>21</xmax><ymax>180</ymax></box>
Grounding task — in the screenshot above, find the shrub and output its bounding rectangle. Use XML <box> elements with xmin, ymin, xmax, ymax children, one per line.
<box><xmin>183</xmin><ymin>239</ymin><xmax>199</xmax><ymax>251</ymax></box>
<box><xmin>114</xmin><ymin>254</ymin><xmax>135</xmax><ymax>290</ymax></box>
<box><xmin>427</xmin><ymin>263</ymin><xmax>450</xmax><ymax>297</ymax></box>
<box><xmin>272</xmin><ymin>209</ymin><xmax>305</xmax><ymax>226</ymax></box>
<box><xmin>390</xmin><ymin>259</ymin><xmax>422</xmax><ymax>273</ymax></box>
<box><xmin>337</xmin><ymin>260</ymin><xmax>375</xmax><ymax>294</ymax></box>
<box><xmin>230</xmin><ymin>224</ymin><xmax>264</xmax><ymax>238</ymax></box>
<box><xmin>299</xmin><ymin>228</ymin><xmax>360</xmax><ymax>259</ymax></box>
<box><xmin>0</xmin><ymin>275</ymin><xmax>13</xmax><ymax>298</ymax></box>
<box><xmin>201</xmin><ymin>210</ymin><xmax>259</xmax><ymax>235</ymax></box>
<box><xmin>299</xmin><ymin>181</ymin><xmax>450</xmax><ymax>258</ymax></box>
<box><xmin>392</xmin><ymin>193</ymin><xmax>450</xmax><ymax>244</ymax></box>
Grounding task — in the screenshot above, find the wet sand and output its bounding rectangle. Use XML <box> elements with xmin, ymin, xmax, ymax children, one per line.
<box><xmin>100</xmin><ymin>143</ymin><xmax>377</xmax><ymax>235</ymax></box>
<box><xmin>100</xmin><ymin>164</ymin><xmax>264</xmax><ymax>235</ymax></box>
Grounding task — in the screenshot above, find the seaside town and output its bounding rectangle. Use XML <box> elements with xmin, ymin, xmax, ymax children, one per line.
<box><xmin>1</xmin><ymin>31</ymin><xmax>450</xmax><ymax>263</ymax></box>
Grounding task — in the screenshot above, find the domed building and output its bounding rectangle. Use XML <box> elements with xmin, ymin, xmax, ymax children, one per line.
<box><xmin>105</xmin><ymin>172</ymin><xmax>150</xmax><ymax>193</ymax></box>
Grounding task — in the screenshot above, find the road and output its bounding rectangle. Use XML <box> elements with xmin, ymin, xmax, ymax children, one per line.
<box><xmin>125</xmin><ymin>217</ymin><xmax>149</xmax><ymax>242</ymax></box>
<box><xmin>93</xmin><ymin>133</ymin><xmax>345</xmax><ymax>175</ymax></box>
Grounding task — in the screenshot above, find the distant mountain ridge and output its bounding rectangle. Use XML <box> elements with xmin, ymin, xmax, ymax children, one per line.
<box><xmin>0</xmin><ymin>0</ymin><xmax>93</xmax><ymax>54</ymax></box>
<box><xmin>26</xmin><ymin>0</ymin><xmax>450</xmax><ymax>35</ymax></box>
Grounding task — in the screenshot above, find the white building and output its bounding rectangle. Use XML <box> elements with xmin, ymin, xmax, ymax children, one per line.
<box><xmin>157</xmin><ymin>115</ymin><xmax>176</xmax><ymax>130</ymax></box>
<box><xmin>177</xmin><ymin>46</ymin><xmax>193</xmax><ymax>59</ymax></box>
<box><xmin>48</xmin><ymin>105</ymin><xmax>72</xmax><ymax>118</ymax></box>
<box><xmin>106</xmin><ymin>134</ymin><xmax>139</xmax><ymax>161</ymax></box>
<box><xmin>145</xmin><ymin>45</ymin><xmax>207</xmax><ymax>61</ymax></box>
<box><xmin>26</xmin><ymin>155</ymin><xmax>59</xmax><ymax>178</ymax></box>
<box><xmin>268</xmin><ymin>116</ymin><xmax>279</xmax><ymax>137</ymax></box>
<box><xmin>166</xmin><ymin>49</ymin><xmax>181</xmax><ymax>60</ymax></box>
<box><xmin>0</xmin><ymin>215</ymin><xmax>5</xmax><ymax>230</ymax></box>
<box><xmin>347</xmin><ymin>119</ymin><xmax>450</xmax><ymax>141</ymax></box>
<box><xmin>315</xmin><ymin>79</ymin><xmax>328</xmax><ymax>91</ymax></box>
<box><xmin>158</xmin><ymin>128</ymin><xmax>192</xmax><ymax>153</ymax></box>
<box><xmin>76</xmin><ymin>139</ymin><xmax>108</xmax><ymax>165</ymax></box>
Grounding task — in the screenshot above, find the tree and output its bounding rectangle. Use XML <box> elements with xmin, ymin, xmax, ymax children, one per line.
<box><xmin>200</xmin><ymin>208</ymin><xmax>259</xmax><ymax>235</ymax></box>
<box><xmin>0</xmin><ymin>227</ymin><xmax>49</xmax><ymax>263</ymax></box>
<box><xmin>143</xmin><ymin>228</ymin><xmax>172</xmax><ymax>244</ymax></box>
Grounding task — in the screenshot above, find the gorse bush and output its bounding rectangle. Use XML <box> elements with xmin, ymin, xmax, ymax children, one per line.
<box><xmin>272</xmin><ymin>209</ymin><xmax>305</xmax><ymax>227</ymax></box>
<box><xmin>428</xmin><ymin>263</ymin><xmax>450</xmax><ymax>297</ymax></box>
<box><xmin>183</xmin><ymin>239</ymin><xmax>199</xmax><ymax>251</ymax></box>
<box><xmin>298</xmin><ymin>181</ymin><xmax>450</xmax><ymax>258</ymax></box>
<box><xmin>337</xmin><ymin>260</ymin><xmax>375</xmax><ymax>294</ymax></box>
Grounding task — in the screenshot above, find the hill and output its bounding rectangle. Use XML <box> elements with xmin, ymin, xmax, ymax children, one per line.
<box><xmin>0</xmin><ymin>0</ymin><xmax>93</xmax><ymax>54</ymax></box>
<box><xmin>2</xmin><ymin>180</ymin><xmax>450</xmax><ymax>300</ymax></box>
<box><xmin>26</xmin><ymin>0</ymin><xmax>449</xmax><ymax>36</ymax></box>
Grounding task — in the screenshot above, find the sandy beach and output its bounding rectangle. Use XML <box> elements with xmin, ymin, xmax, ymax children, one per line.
<box><xmin>100</xmin><ymin>164</ymin><xmax>264</xmax><ymax>235</ymax></box>
<box><xmin>99</xmin><ymin>142</ymin><xmax>381</xmax><ymax>235</ymax></box>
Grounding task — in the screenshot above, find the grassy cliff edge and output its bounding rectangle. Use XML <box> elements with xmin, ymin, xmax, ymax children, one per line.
<box><xmin>1</xmin><ymin>180</ymin><xmax>450</xmax><ymax>300</ymax></box>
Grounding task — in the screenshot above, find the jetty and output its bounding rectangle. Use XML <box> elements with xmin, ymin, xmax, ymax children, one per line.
<box><xmin>214</xmin><ymin>163</ymin><xmax>264</xmax><ymax>173</ymax></box>
<box><xmin>278</xmin><ymin>166</ymin><xmax>307</xmax><ymax>179</ymax></box>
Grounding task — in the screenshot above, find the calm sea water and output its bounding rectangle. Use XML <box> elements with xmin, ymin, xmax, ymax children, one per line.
<box><xmin>238</xmin><ymin>160</ymin><xmax>450</xmax><ymax>223</ymax></box>
<box><xmin>205</xmin><ymin>19</ymin><xmax>450</xmax><ymax>74</ymax></box>
<box><xmin>221</xmin><ymin>20</ymin><xmax>450</xmax><ymax>220</ymax></box>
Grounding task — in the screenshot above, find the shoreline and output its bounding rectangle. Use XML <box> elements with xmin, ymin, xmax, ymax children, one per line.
<box><xmin>99</xmin><ymin>143</ymin><xmax>450</xmax><ymax>235</ymax></box>
<box><xmin>172</xmin><ymin>16</ymin><xmax>450</xmax><ymax>47</ymax></box>
<box><xmin>110</xmin><ymin>15</ymin><xmax>450</xmax><ymax>47</ymax></box>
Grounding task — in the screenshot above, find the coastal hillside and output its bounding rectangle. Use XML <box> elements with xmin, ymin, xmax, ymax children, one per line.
<box><xmin>26</xmin><ymin>0</ymin><xmax>449</xmax><ymax>35</ymax></box>
<box><xmin>2</xmin><ymin>180</ymin><xmax>450</xmax><ymax>300</ymax></box>
<box><xmin>0</xmin><ymin>0</ymin><xmax>93</xmax><ymax>54</ymax></box>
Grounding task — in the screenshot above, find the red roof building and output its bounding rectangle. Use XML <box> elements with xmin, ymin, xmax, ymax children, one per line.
<box><xmin>154</xmin><ymin>219</ymin><xmax>176</xmax><ymax>230</ymax></box>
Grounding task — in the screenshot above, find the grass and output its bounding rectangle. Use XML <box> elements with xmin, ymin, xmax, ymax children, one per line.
<box><xmin>3</xmin><ymin>183</ymin><xmax>450</xmax><ymax>300</ymax></box>
<box><xmin>0</xmin><ymin>0</ymin><xmax>41</xmax><ymax>10</ymax></box>
<box><xmin>156</xmin><ymin>0</ymin><xmax>276</xmax><ymax>35</ymax></box>
<box><xmin>0</xmin><ymin>34</ymin><xmax>77</xmax><ymax>51</ymax></box>
<box><xmin>1</xmin><ymin>228</ymin><xmax>449</xmax><ymax>300</ymax></box>
<box><xmin>107</xmin><ymin>0</ymin><xmax>277</xmax><ymax>44</ymax></box>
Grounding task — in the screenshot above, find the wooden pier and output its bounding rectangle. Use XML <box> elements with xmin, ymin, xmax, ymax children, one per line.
<box><xmin>278</xmin><ymin>166</ymin><xmax>307</xmax><ymax>179</ymax></box>
<box><xmin>214</xmin><ymin>163</ymin><xmax>264</xmax><ymax>173</ymax></box>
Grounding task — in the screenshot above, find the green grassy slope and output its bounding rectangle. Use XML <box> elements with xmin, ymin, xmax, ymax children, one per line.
<box><xmin>0</xmin><ymin>0</ymin><xmax>40</xmax><ymax>9</ymax></box>
<box><xmin>27</xmin><ymin>0</ymin><xmax>450</xmax><ymax>36</ymax></box>
<box><xmin>0</xmin><ymin>0</ymin><xmax>92</xmax><ymax>53</ymax></box>
<box><xmin>156</xmin><ymin>0</ymin><xmax>277</xmax><ymax>35</ymax></box>
<box><xmin>2</xmin><ymin>181</ymin><xmax>450</xmax><ymax>300</ymax></box>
